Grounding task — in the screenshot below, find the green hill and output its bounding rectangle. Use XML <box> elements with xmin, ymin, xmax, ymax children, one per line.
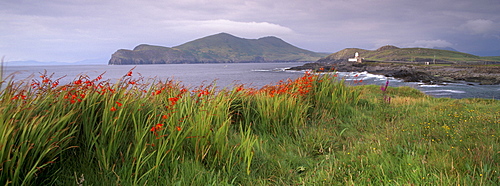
<box><xmin>318</xmin><ymin>45</ymin><xmax>499</xmax><ymax>64</ymax></box>
<box><xmin>109</xmin><ymin>33</ymin><xmax>326</xmax><ymax>65</ymax></box>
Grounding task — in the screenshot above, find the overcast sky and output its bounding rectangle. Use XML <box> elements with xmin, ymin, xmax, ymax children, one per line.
<box><xmin>1</xmin><ymin>0</ymin><xmax>500</xmax><ymax>62</ymax></box>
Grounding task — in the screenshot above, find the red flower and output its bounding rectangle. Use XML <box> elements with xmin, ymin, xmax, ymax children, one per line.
<box><xmin>74</xmin><ymin>80</ymin><xmax>82</xmax><ymax>85</ymax></box>
<box><xmin>169</xmin><ymin>97</ymin><xmax>180</xmax><ymax>105</ymax></box>
<box><xmin>116</xmin><ymin>101</ymin><xmax>122</xmax><ymax>107</ymax></box>
<box><xmin>126</xmin><ymin>71</ymin><xmax>133</xmax><ymax>76</ymax></box>
<box><xmin>150</xmin><ymin>123</ymin><xmax>163</xmax><ymax>131</ymax></box>
<box><xmin>152</xmin><ymin>90</ymin><xmax>162</xmax><ymax>95</ymax></box>
<box><xmin>236</xmin><ymin>86</ymin><xmax>243</xmax><ymax>92</ymax></box>
<box><xmin>110</xmin><ymin>107</ymin><xmax>117</xmax><ymax>111</ymax></box>
<box><xmin>150</xmin><ymin>123</ymin><xmax>164</xmax><ymax>136</ymax></box>
<box><xmin>176</xmin><ymin>126</ymin><xmax>181</xmax><ymax>131</ymax></box>
<box><xmin>197</xmin><ymin>90</ymin><xmax>209</xmax><ymax>97</ymax></box>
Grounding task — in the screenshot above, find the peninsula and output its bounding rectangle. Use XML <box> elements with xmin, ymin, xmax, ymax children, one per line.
<box><xmin>289</xmin><ymin>46</ymin><xmax>500</xmax><ymax>85</ymax></box>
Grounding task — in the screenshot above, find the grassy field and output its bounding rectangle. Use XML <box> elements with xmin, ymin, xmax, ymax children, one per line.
<box><xmin>1</xmin><ymin>70</ymin><xmax>499</xmax><ymax>185</ymax></box>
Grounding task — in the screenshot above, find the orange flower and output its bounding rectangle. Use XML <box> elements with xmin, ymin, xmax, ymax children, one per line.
<box><xmin>110</xmin><ymin>107</ymin><xmax>117</xmax><ymax>111</ymax></box>
<box><xmin>150</xmin><ymin>123</ymin><xmax>164</xmax><ymax>136</ymax></box>
<box><xmin>236</xmin><ymin>86</ymin><xmax>243</xmax><ymax>92</ymax></box>
<box><xmin>74</xmin><ymin>80</ymin><xmax>82</xmax><ymax>85</ymax></box>
<box><xmin>176</xmin><ymin>126</ymin><xmax>181</xmax><ymax>131</ymax></box>
<box><xmin>162</xmin><ymin>115</ymin><xmax>168</xmax><ymax>119</ymax></box>
<box><xmin>150</xmin><ymin>123</ymin><xmax>163</xmax><ymax>131</ymax></box>
<box><xmin>169</xmin><ymin>97</ymin><xmax>180</xmax><ymax>105</ymax></box>
<box><xmin>52</xmin><ymin>82</ymin><xmax>59</xmax><ymax>88</ymax></box>
<box><xmin>153</xmin><ymin>90</ymin><xmax>162</xmax><ymax>95</ymax></box>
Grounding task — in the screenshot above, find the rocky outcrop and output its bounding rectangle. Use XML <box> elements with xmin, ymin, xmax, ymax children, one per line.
<box><xmin>288</xmin><ymin>61</ymin><xmax>500</xmax><ymax>85</ymax></box>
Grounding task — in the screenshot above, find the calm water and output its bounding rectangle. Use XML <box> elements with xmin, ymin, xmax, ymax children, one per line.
<box><xmin>3</xmin><ymin>63</ymin><xmax>499</xmax><ymax>99</ymax></box>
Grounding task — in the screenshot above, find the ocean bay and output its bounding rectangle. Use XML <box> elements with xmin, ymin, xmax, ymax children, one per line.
<box><xmin>3</xmin><ymin>62</ymin><xmax>499</xmax><ymax>99</ymax></box>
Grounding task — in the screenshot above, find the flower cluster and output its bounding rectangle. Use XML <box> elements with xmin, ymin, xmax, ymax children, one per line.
<box><xmin>259</xmin><ymin>71</ymin><xmax>316</xmax><ymax>97</ymax></box>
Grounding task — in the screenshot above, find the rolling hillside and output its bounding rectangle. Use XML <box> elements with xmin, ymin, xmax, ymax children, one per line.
<box><xmin>109</xmin><ymin>33</ymin><xmax>326</xmax><ymax>65</ymax></box>
<box><xmin>318</xmin><ymin>45</ymin><xmax>499</xmax><ymax>64</ymax></box>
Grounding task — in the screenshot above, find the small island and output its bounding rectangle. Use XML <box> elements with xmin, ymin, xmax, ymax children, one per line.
<box><xmin>289</xmin><ymin>45</ymin><xmax>500</xmax><ymax>85</ymax></box>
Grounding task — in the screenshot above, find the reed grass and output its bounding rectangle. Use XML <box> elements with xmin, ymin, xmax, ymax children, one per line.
<box><xmin>0</xmin><ymin>69</ymin><xmax>498</xmax><ymax>185</ymax></box>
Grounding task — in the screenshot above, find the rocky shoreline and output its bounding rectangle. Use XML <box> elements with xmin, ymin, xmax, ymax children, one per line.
<box><xmin>288</xmin><ymin>62</ymin><xmax>500</xmax><ymax>85</ymax></box>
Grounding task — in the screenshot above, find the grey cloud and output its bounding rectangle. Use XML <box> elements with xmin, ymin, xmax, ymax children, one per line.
<box><xmin>459</xmin><ymin>19</ymin><xmax>497</xmax><ymax>35</ymax></box>
<box><xmin>1</xmin><ymin>0</ymin><xmax>500</xmax><ymax>62</ymax></box>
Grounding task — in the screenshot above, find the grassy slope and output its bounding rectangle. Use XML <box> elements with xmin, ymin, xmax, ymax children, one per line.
<box><xmin>1</xmin><ymin>72</ymin><xmax>498</xmax><ymax>185</ymax></box>
<box><xmin>483</xmin><ymin>56</ymin><xmax>500</xmax><ymax>61</ymax></box>
<box><xmin>174</xmin><ymin>33</ymin><xmax>325</xmax><ymax>62</ymax></box>
<box><xmin>320</xmin><ymin>46</ymin><xmax>499</xmax><ymax>63</ymax></box>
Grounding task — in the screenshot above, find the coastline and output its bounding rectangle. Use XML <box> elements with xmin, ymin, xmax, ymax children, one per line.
<box><xmin>288</xmin><ymin>62</ymin><xmax>500</xmax><ymax>85</ymax></box>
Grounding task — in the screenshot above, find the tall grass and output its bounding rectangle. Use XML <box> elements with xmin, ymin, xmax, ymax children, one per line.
<box><xmin>0</xmin><ymin>69</ymin><xmax>498</xmax><ymax>185</ymax></box>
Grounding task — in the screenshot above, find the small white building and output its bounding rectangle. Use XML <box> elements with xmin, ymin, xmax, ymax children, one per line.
<box><xmin>348</xmin><ymin>52</ymin><xmax>363</xmax><ymax>63</ymax></box>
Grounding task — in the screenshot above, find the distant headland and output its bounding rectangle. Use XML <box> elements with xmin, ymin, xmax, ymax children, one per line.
<box><xmin>108</xmin><ymin>33</ymin><xmax>327</xmax><ymax>65</ymax></box>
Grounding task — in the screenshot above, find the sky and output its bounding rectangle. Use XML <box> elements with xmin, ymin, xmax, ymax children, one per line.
<box><xmin>1</xmin><ymin>0</ymin><xmax>500</xmax><ymax>63</ymax></box>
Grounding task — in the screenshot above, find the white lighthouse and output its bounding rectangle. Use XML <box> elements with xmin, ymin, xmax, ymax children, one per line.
<box><xmin>348</xmin><ymin>52</ymin><xmax>363</xmax><ymax>63</ymax></box>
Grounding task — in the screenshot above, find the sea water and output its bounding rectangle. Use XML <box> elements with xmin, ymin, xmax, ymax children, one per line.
<box><xmin>3</xmin><ymin>63</ymin><xmax>499</xmax><ymax>99</ymax></box>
